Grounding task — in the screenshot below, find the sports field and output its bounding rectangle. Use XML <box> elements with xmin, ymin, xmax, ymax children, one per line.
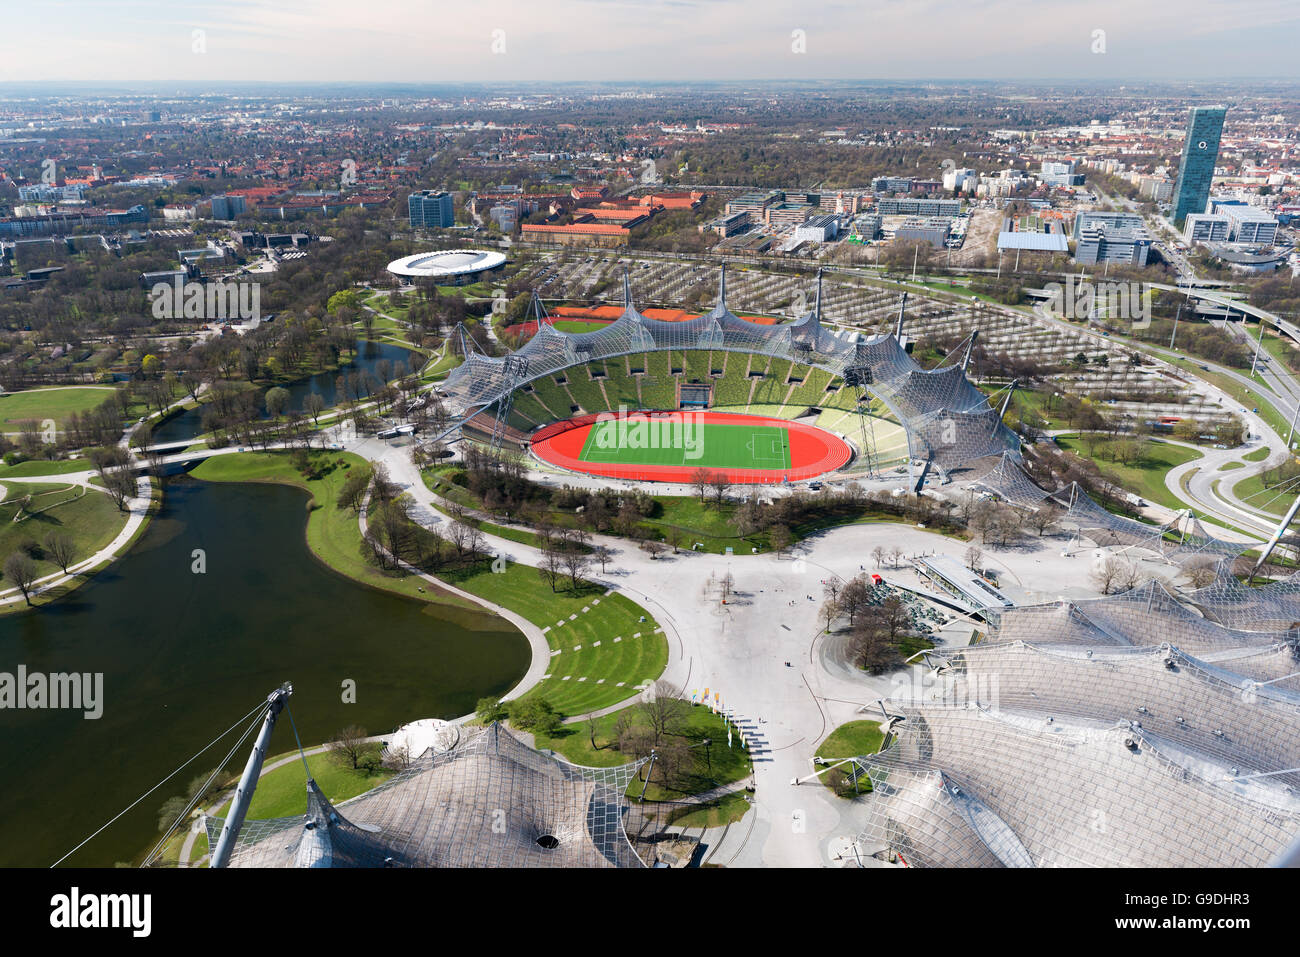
<box><xmin>530</xmin><ymin>410</ymin><xmax>852</xmax><ymax>483</ymax></box>
<box><xmin>580</xmin><ymin>417</ymin><xmax>792</xmax><ymax>470</ymax></box>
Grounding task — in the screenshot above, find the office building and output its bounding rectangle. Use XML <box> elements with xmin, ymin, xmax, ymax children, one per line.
<box><xmin>210</xmin><ymin>194</ymin><xmax>247</xmax><ymax>220</ymax></box>
<box><xmin>876</xmin><ymin>198</ymin><xmax>961</xmax><ymax>218</ymax></box>
<box><xmin>1172</xmin><ymin>107</ymin><xmax>1226</xmax><ymax>226</ymax></box>
<box><xmin>408</xmin><ymin>189</ymin><xmax>455</xmax><ymax>229</ymax></box>
<box><xmin>1183</xmin><ymin>213</ymin><xmax>1230</xmax><ymax>244</ymax></box>
<box><xmin>1073</xmin><ymin>211</ymin><xmax>1151</xmax><ymax>266</ymax></box>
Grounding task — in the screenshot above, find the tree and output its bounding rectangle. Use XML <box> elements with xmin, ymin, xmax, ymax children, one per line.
<box><xmin>638</xmin><ymin>681</ymin><xmax>690</xmax><ymax>748</ymax></box>
<box><xmin>769</xmin><ymin>524</ymin><xmax>792</xmax><ymax>556</ymax></box>
<box><xmin>690</xmin><ymin>466</ymin><xmax>711</xmax><ymax>502</ymax></box>
<box><xmin>837</xmin><ymin>574</ymin><xmax>873</xmax><ymax>625</ymax></box>
<box><xmin>592</xmin><ymin>544</ymin><xmax>613</xmax><ymax>574</ymax></box>
<box><xmin>303</xmin><ymin>392</ymin><xmax>326</xmax><ymax>426</ymax></box>
<box><xmin>538</xmin><ymin>543</ymin><xmax>564</xmax><ymax>592</ymax></box>
<box><xmin>508</xmin><ymin>697</ymin><xmax>561</xmax><ymax>734</ymax></box>
<box><xmin>964</xmin><ymin>545</ymin><xmax>983</xmax><ymax>573</ymax></box>
<box><xmin>43</xmin><ymin>531</ymin><xmax>75</xmax><ymax>573</ymax></box>
<box><xmin>708</xmin><ymin>472</ymin><xmax>733</xmax><ymax>506</ymax></box>
<box><xmin>820</xmin><ymin>599</ymin><xmax>840</xmax><ymax>632</ymax></box>
<box><xmin>330</xmin><ymin>725</ymin><xmax>370</xmax><ymax>770</ymax></box>
<box><xmin>476</xmin><ymin>696</ymin><xmax>507</xmax><ymax>723</ymax></box>
<box><xmin>265</xmin><ymin>386</ymin><xmax>291</xmax><ymax>418</ymax></box>
<box><xmin>871</xmin><ymin>544</ymin><xmax>887</xmax><ymax>568</ymax></box>
<box><xmin>4</xmin><ymin>552</ymin><xmax>38</xmax><ymax>605</ymax></box>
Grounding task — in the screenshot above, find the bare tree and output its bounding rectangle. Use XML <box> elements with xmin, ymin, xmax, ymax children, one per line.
<box><xmin>4</xmin><ymin>552</ymin><xmax>38</xmax><ymax>605</ymax></box>
<box><xmin>638</xmin><ymin>681</ymin><xmax>690</xmax><ymax>748</ymax></box>
<box><xmin>330</xmin><ymin>725</ymin><xmax>370</xmax><ymax>770</ymax></box>
<box><xmin>964</xmin><ymin>545</ymin><xmax>983</xmax><ymax>573</ymax></box>
<box><xmin>43</xmin><ymin>532</ymin><xmax>75</xmax><ymax>574</ymax></box>
<box><xmin>690</xmin><ymin>466</ymin><xmax>711</xmax><ymax>503</ymax></box>
<box><xmin>708</xmin><ymin>472</ymin><xmax>733</xmax><ymax>506</ymax></box>
<box><xmin>592</xmin><ymin>543</ymin><xmax>613</xmax><ymax>573</ymax></box>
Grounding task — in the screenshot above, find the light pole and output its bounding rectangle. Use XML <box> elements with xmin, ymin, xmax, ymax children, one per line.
<box><xmin>1250</xmin><ymin>309</ymin><xmax>1266</xmax><ymax>378</ymax></box>
<box><xmin>1169</xmin><ymin>300</ymin><xmax>1184</xmax><ymax>350</ymax></box>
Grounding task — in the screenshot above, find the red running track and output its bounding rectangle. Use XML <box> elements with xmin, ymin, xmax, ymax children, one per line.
<box><xmin>528</xmin><ymin>410</ymin><xmax>853</xmax><ymax>484</ymax></box>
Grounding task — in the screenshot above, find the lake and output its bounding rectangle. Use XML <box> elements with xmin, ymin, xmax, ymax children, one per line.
<box><xmin>150</xmin><ymin>339</ymin><xmax>414</xmax><ymax>444</ymax></box>
<box><xmin>0</xmin><ymin>474</ymin><xmax>528</xmax><ymax>867</ymax></box>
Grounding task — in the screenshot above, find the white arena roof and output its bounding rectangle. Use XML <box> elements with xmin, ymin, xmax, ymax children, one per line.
<box><xmin>387</xmin><ymin>248</ymin><xmax>506</xmax><ymax>279</ymax></box>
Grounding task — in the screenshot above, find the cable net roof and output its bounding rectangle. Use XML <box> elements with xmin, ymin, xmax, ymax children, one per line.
<box><xmin>439</xmin><ymin>285</ymin><xmax>1018</xmax><ymax>475</ymax></box>
<box><xmin>969</xmin><ymin>452</ymin><xmax>1059</xmax><ymax>510</ymax></box>
<box><xmin>209</xmin><ymin>723</ymin><xmax>648</xmax><ymax>868</ymax></box>
<box><xmin>856</xmin><ymin>703</ymin><xmax>1300</xmax><ymax>867</ymax></box>
<box><xmin>1050</xmin><ymin>484</ymin><xmax>1251</xmax><ymax>567</ymax></box>
<box><xmin>981</xmin><ymin>579</ymin><xmax>1299</xmax><ymax>659</ymax></box>
<box><xmin>943</xmin><ymin>642</ymin><xmax>1300</xmax><ymax>791</ymax></box>
<box><xmin>1191</xmin><ymin>567</ymin><xmax>1300</xmax><ymax>632</ymax></box>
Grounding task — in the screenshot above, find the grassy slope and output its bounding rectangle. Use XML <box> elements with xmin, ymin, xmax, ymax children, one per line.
<box><xmin>245</xmin><ymin>750</ymin><xmax>393</xmax><ymax>820</ymax></box>
<box><xmin>0</xmin><ymin>483</ymin><xmax>126</xmax><ymax>580</ymax></box>
<box><xmin>438</xmin><ymin>561</ymin><xmax>668</xmax><ymax>715</ymax></box>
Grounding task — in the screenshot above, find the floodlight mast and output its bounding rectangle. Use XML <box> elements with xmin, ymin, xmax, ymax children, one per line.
<box><xmin>211</xmin><ymin>684</ymin><xmax>292</xmax><ymax>869</ymax></box>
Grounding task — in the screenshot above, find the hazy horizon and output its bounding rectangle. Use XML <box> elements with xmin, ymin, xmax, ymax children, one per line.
<box><xmin>2</xmin><ymin>0</ymin><xmax>1297</xmax><ymax>85</ymax></box>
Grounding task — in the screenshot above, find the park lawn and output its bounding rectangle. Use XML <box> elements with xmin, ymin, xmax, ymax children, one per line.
<box><xmin>1055</xmin><ymin>435</ymin><xmax>1201</xmax><ymax>509</ymax></box>
<box><xmin>815</xmin><ymin>720</ymin><xmax>885</xmax><ymax>799</ymax></box>
<box><xmin>533</xmin><ymin>701</ymin><xmax>752</xmax><ymax>800</ymax></box>
<box><xmin>245</xmin><ymin>750</ymin><xmax>393</xmax><ymax>820</ymax></box>
<box><xmin>0</xmin><ymin>483</ymin><xmax>127</xmax><ymax>580</ymax></box>
<box><xmin>668</xmin><ymin>793</ymin><xmax>752</xmax><ymax>829</ymax></box>
<box><xmin>1244</xmin><ymin>445</ymin><xmax>1272</xmax><ymax>462</ymax></box>
<box><xmin>0</xmin><ymin>386</ymin><xmax>115</xmax><ymax>428</ymax></box>
<box><xmin>1218</xmin><ymin>460</ymin><xmax>1244</xmax><ymax>471</ymax></box>
<box><xmin>0</xmin><ymin>457</ymin><xmax>92</xmax><ymax>477</ymax></box>
<box><xmin>1230</xmin><ymin>471</ymin><xmax>1293</xmax><ymax>518</ymax></box>
<box><xmin>189</xmin><ymin>451</ymin><xmax>479</xmax><ymax>612</ymax></box>
<box><xmin>437</xmin><ymin>560</ymin><xmax>668</xmax><ymax>715</ymax></box>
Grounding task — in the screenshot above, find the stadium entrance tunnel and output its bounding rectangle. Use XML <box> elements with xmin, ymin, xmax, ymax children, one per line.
<box><xmin>528</xmin><ymin>410</ymin><xmax>853</xmax><ymax>484</ymax></box>
<box><xmin>536</xmin><ymin>834</ymin><xmax>560</xmax><ymax>849</ymax></box>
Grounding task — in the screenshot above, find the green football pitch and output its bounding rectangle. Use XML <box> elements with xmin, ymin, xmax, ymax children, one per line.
<box><xmin>579</xmin><ymin>420</ymin><xmax>792</xmax><ymax>470</ymax></box>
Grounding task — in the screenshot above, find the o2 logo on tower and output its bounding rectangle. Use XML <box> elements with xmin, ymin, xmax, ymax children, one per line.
<box><xmin>1197</xmin><ymin>141</ymin><xmax>1208</xmax><ymax>150</ymax></box>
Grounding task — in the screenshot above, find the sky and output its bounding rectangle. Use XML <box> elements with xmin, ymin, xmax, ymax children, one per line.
<box><xmin>2</xmin><ymin>0</ymin><xmax>1298</xmax><ymax>85</ymax></box>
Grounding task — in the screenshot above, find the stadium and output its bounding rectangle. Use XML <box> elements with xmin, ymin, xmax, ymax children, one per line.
<box><xmin>438</xmin><ymin>268</ymin><xmax>1019</xmax><ymax>488</ymax></box>
<box><xmin>386</xmin><ymin>248</ymin><xmax>507</xmax><ymax>285</ymax></box>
